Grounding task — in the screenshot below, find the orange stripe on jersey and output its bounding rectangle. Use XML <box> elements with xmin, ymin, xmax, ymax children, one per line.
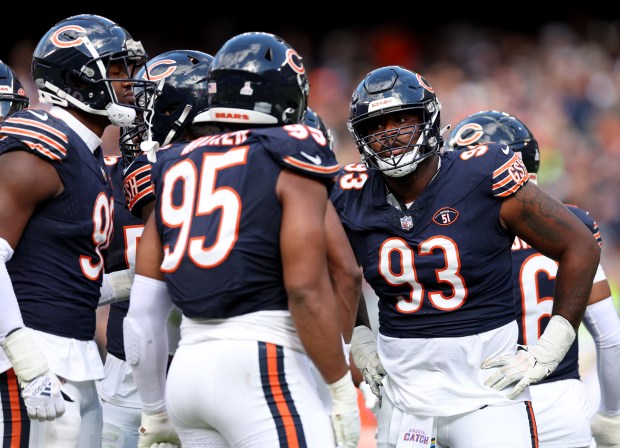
<box><xmin>495</xmin><ymin>180</ymin><xmax>526</xmax><ymax>198</ymax></box>
<box><xmin>135</xmin><ymin>176</ymin><xmax>151</xmax><ymax>188</ymax></box>
<box><xmin>1</xmin><ymin>126</ymin><xmax>68</xmax><ymax>155</ymax></box>
<box><xmin>127</xmin><ymin>164</ymin><xmax>152</xmax><ymax>178</ymax></box>
<box><xmin>492</xmin><ymin>175</ymin><xmax>513</xmax><ymax>190</ymax></box>
<box><xmin>129</xmin><ymin>186</ymin><xmax>154</xmax><ymax>209</ymax></box>
<box><xmin>7</xmin><ymin>117</ymin><xmax>69</xmax><ymax>143</ymax></box>
<box><xmin>265</xmin><ymin>343</ymin><xmax>301</xmax><ymax>448</ymax></box>
<box><xmin>283</xmin><ymin>156</ymin><xmax>340</xmax><ymax>174</ymax></box>
<box><xmin>493</xmin><ymin>153</ymin><xmax>519</xmax><ymax>177</ymax></box>
<box><xmin>23</xmin><ymin>140</ymin><xmax>63</xmax><ymax>161</ymax></box>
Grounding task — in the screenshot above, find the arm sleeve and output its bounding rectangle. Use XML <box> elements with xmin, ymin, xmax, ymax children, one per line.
<box><xmin>583</xmin><ymin>295</ymin><xmax>620</xmax><ymax>415</ymax></box>
<box><xmin>0</xmin><ymin>237</ymin><xmax>25</xmax><ymax>340</ymax></box>
<box><xmin>123</xmin><ymin>274</ymin><xmax>174</xmax><ymax>414</ymax></box>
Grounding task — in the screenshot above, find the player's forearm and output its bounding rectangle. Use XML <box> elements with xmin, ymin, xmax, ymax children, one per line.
<box><xmin>289</xmin><ymin>287</ymin><xmax>349</xmax><ymax>385</ymax></box>
<box><xmin>551</xmin><ymin>247</ymin><xmax>599</xmax><ymax>329</ymax></box>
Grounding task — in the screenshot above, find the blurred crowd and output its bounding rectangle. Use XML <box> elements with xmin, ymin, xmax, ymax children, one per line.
<box><xmin>5</xmin><ymin>19</ymin><xmax>620</xmax><ymax>291</ymax></box>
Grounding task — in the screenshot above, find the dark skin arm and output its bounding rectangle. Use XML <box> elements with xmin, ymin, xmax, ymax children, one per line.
<box><xmin>135</xmin><ymin>209</ymin><xmax>164</xmax><ymax>280</ymax></box>
<box><xmin>500</xmin><ymin>181</ymin><xmax>600</xmax><ymax>329</ymax></box>
<box><xmin>0</xmin><ymin>151</ymin><xmax>63</xmax><ymax>247</ymax></box>
<box><xmin>277</xmin><ymin>170</ymin><xmax>349</xmax><ymax>385</ymax></box>
<box><xmin>325</xmin><ymin>201</ymin><xmax>362</xmax><ymax>343</ymax></box>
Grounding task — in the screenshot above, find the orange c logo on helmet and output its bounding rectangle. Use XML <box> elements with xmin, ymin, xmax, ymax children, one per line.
<box><xmin>51</xmin><ymin>25</ymin><xmax>87</xmax><ymax>48</ymax></box>
<box><xmin>454</xmin><ymin>123</ymin><xmax>484</xmax><ymax>147</ymax></box>
<box><xmin>285</xmin><ymin>49</ymin><xmax>305</xmax><ymax>74</ymax></box>
<box><xmin>416</xmin><ymin>73</ymin><xmax>434</xmax><ymax>93</ymax></box>
<box><xmin>144</xmin><ymin>59</ymin><xmax>177</xmax><ymax>81</ymax></box>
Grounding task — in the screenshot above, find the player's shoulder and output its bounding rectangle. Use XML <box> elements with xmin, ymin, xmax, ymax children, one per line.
<box><xmin>0</xmin><ymin>109</ymin><xmax>70</xmax><ymax>162</ymax></box>
<box><xmin>446</xmin><ymin>143</ymin><xmax>529</xmax><ymax>198</ymax></box>
<box><xmin>252</xmin><ymin>124</ymin><xmax>340</xmax><ymax>180</ymax></box>
<box><xmin>564</xmin><ymin>203</ymin><xmax>602</xmax><ymax>246</ymax></box>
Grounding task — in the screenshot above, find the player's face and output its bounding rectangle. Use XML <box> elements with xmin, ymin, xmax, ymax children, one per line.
<box><xmin>360</xmin><ymin>111</ymin><xmax>423</xmax><ymax>158</ymax></box>
<box><xmin>108</xmin><ymin>61</ymin><xmax>136</xmax><ymax>106</ymax></box>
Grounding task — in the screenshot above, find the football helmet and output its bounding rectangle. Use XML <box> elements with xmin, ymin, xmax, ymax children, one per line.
<box><xmin>348</xmin><ymin>66</ymin><xmax>443</xmax><ymax>178</ymax></box>
<box><xmin>446</xmin><ymin>110</ymin><xmax>540</xmax><ymax>173</ymax></box>
<box><xmin>32</xmin><ymin>14</ymin><xmax>151</xmax><ymax>127</ymax></box>
<box><xmin>194</xmin><ymin>32</ymin><xmax>309</xmax><ymax>126</ymax></box>
<box><xmin>0</xmin><ymin>60</ymin><xmax>29</xmax><ymax>121</ymax></box>
<box><xmin>304</xmin><ymin>107</ymin><xmax>334</xmax><ymax>151</ymax></box>
<box><xmin>120</xmin><ymin>50</ymin><xmax>213</xmax><ymax>164</ymax></box>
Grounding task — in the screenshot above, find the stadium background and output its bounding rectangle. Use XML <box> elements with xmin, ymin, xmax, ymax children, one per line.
<box><xmin>2</xmin><ymin>7</ymin><xmax>619</xmax><ymax>446</ymax></box>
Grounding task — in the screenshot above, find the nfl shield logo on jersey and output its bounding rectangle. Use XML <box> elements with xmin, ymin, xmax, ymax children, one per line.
<box><xmin>400</xmin><ymin>215</ymin><xmax>414</xmax><ymax>231</ymax></box>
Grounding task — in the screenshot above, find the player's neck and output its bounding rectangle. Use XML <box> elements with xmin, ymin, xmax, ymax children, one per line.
<box><xmin>384</xmin><ymin>153</ymin><xmax>440</xmax><ymax>204</ymax></box>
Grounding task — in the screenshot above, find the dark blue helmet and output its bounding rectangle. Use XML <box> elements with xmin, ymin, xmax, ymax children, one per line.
<box><xmin>446</xmin><ymin>110</ymin><xmax>540</xmax><ymax>173</ymax></box>
<box><xmin>194</xmin><ymin>32</ymin><xmax>309</xmax><ymax>126</ymax></box>
<box><xmin>32</xmin><ymin>14</ymin><xmax>151</xmax><ymax>127</ymax></box>
<box><xmin>348</xmin><ymin>66</ymin><xmax>443</xmax><ymax>177</ymax></box>
<box><xmin>0</xmin><ymin>60</ymin><xmax>29</xmax><ymax>121</ymax></box>
<box><xmin>120</xmin><ymin>49</ymin><xmax>213</xmax><ymax>164</ymax></box>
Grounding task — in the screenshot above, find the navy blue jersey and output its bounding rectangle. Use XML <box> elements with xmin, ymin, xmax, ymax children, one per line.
<box><xmin>0</xmin><ymin>109</ymin><xmax>114</xmax><ymax>340</ymax></box>
<box><xmin>512</xmin><ymin>204</ymin><xmax>602</xmax><ymax>383</ymax></box>
<box><xmin>150</xmin><ymin>125</ymin><xmax>339</xmax><ymax>318</ymax></box>
<box><xmin>123</xmin><ymin>152</ymin><xmax>155</xmax><ymax>219</ymax></box>
<box><xmin>103</xmin><ymin>156</ymin><xmax>144</xmax><ymax>360</ymax></box>
<box><xmin>331</xmin><ymin>144</ymin><xmax>529</xmax><ymax>338</ymax></box>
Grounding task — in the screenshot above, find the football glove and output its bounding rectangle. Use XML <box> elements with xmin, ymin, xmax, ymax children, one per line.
<box><xmin>350</xmin><ymin>325</ymin><xmax>386</xmax><ymax>399</ymax></box>
<box><xmin>1</xmin><ymin>328</ymin><xmax>66</xmax><ymax>421</ymax></box>
<box><xmin>327</xmin><ymin>371</ymin><xmax>360</xmax><ymax>448</ymax></box>
<box><xmin>591</xmin><ymin>410</ymin><xmax>620</xmax><ymax>448</ymax></box>
<box><xmin>481</xmin><ymin>315</ymin><xmax>575</xmax><ymax>399</ymax></box>
<box><xmin>99</xmin><ymin>268</ymin><xmax>135</xmax><ymax>307</ymax></box>
<box><xmin>137</xmin><ymin>411</ymin><xmax>180</xmax><ymax>448</ymax></box>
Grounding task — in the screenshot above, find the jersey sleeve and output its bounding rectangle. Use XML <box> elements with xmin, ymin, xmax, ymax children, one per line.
<box><xmin>566</xmin><ymin>204</ymin><xmax>603</xmax><ymax>248</ymax></box>
<box><xmin>488</xmin><ymin>143</ymin><xmax>529</xmax><ymax>198</ymax></box>
<box><xmin>0</xmin><ymin>112</ymin><xmax>69</xmax><ymax>162</ymax></box>
<box><xmin>259</xmin><ymin>125</ymin><xmax>341</xmax><ymax>183</ymax></box>
<box><xmin>123</xmin><ymin>153</ymin><xmax>155</xmax><ymax>219</ymax></box>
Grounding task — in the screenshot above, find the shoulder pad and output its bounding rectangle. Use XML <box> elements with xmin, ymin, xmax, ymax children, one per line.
<box><xmin>0</xmin><ymin>111</ymin><xmax>69</xmax><ymax>162</ymax></box>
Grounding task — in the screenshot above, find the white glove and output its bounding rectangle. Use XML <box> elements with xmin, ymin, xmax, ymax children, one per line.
<box><xmin>359</xmin><ymin>380</ymin><xmax>380</xmax><ymax>414</ymax></box>
<box><xmin>591</xmin><ymin>410</ymin><xmax>620</xmax><ymax>448</ymax></box>
<box><xmin>1</xmin><ymin>328</ymin><xmax>66</xmax><ymax>421</ymax></box>
<box><xmin>350</xmin><ymin>325</ymin><xmax>386</xmax><ymax>400</ymax></box>
<box><xmin>481</xmin><ymin>315</ymin><xmax>575</xmax><ymax>399</ymax></box>
<box><xmin>327</xmin><ymin>371</ymin><xmax>360</xmax><ymax>448</ymax></box>
<box><xmin>137</xmin><ymin>411</ymin><xmax>180</xmax><ymax>448</ymax></box>
<box><xmin>99</xmin><ymin>268</ymin><xmax>135</xmax><ymax>307</ymax></box>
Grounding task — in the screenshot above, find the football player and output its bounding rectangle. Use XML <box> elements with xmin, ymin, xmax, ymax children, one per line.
<box><xmin>0</xmin><ymin>60</ymin><xmax>29</xmax><ymax>123</ymax></box>
<box><xmin>0</xmin><ymin>14</ymin><xmax>150</xmax><ymax>447</ymax></box>
<box><xmin>125</xmin><ymin>32</ymin><xmax>360</xmax><ymax>448</ymax></box>
<box><xmin>447</xmin><ymin>110</ymin><xmax>620</xmax><ymax>448</ymax></box>
<box><xmin>335</xmin><ymin>66</ymin><xmax>600</xmax><ymax>447</ymax></box>
<box><xmin>99</xmin><ymin>49</ymin><xmax>214</xmax><ymax>448</ymax></box>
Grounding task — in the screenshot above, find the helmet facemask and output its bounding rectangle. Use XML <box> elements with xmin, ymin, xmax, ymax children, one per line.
<box><xmin>351</xmin><ymin>101</ymin><xmax>441</xmax><ymax>178</ymax></box>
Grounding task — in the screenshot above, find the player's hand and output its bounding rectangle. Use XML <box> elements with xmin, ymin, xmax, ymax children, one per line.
<box><xmin>1</xmin><ymin>327</ymin><xmax>69</xmax><ymax>420</ymax></box>
<box><xmin>137</xmin><ymin>411</ymin><xmax>180</xmax><ymax>448</ymax></box>
<box><xmin>327</xmin><ymin>371</ymin><xmax>360</xmax><ymax>448</ymax></box>
<box><xmin>590</xmin><ymin>410</ymin><xmax>620</xmax><ymax>448</ymax></box>
<box><xmin>350</xmin><ymin>325</ymin><xmax>386</xmax><ymax>399</ymax></box>
<box><xmin>359</xmin><ymin>380</ymin><xmax>380</xmax><ymax>414</ymax></box>
<box><xmin>481</xmin><ymin>315</ymin><xmax>575</xmax><ymax>399</ymax></box>
<box><xmin>21</xmin><ymin>372</ymin><xmax>66</xmax><ymax>421</ymax></box>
